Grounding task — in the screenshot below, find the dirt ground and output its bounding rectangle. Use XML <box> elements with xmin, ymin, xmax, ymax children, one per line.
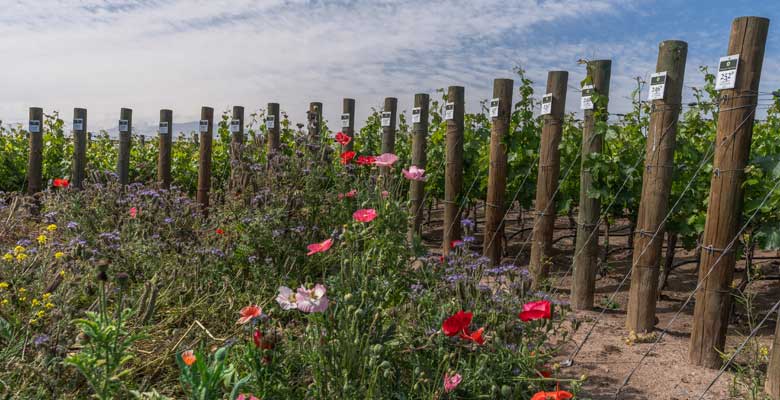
<box><xmin>421</xmin><ymin>205</ymin><xmax>779</xmax><ymax>400</ymax></box>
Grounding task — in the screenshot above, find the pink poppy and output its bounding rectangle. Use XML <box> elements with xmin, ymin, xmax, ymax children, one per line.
<box><xmin>334</xmin><ymin>131</ymin><xmax>351</xmax><ymax>146</ymax></box>
<box><xmin>444</xmin><ymin>372</ymin><xmax>462</xmax><ymax>393</ymax></box>
<box><xmin>402</xmin><ymin>165</ymin><xmax>427</xmax><ymax>181</ymax></box>
<box><xmin>306</xmin><ymin>238</ymin><xmax>333</xmax><ymax>256</ymax></box>
<box><xmin>295</xmin><ymin>284</ymin><xmax>329</xmax><ymax>313</ymax></box>
<box><xmin>236</xmin><ymin>305</ymin><xmax>262</xmax><ymax>324</ymax></box>
<box><xmin>381</xmin><ymin>190</ymin><xmax>389</xmax><ymax>199</ymax></box>
<box><xmin>373</xmin><ymin>153</ymin><xmax>398</xmax><ymax>167</ymax></box>
<box><xmin>353</xmin><ymin>208</ymin><xmax>377</xmax><ymax>223</ymax></box>
<box><xmin>276</xmin><ymin>286</ymin><xmax>298</xmax><ymax>310</ymax></box>
<box><xmin>518</xmin><ymin>300</ymin><xmax>552</xmax><ymax>322</ymax></box>
<box><xmin>345</xmin><ymin>189</ymin><xmax>357</xmax><ymax>198</ymax></box>
<box><xmin>236</xmin><ymin>394</ymin><xmax>260</xmax><ymax>400</ymax></box>
<box><xmin>129</xmin><ymin>207</ymin><xmax>138</xmax><ymax>218</ymax></box>
<box><xmin>338</xmin><ymin>193</ymin><xmax>345</xmax><ymax>200</ymax></box>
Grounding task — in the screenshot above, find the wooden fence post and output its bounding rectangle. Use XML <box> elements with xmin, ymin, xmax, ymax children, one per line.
<box><xmin>571</xmin><ymin>60</ymin><xmax>611</xmax><ymax>311</ymax></box>
<box><xmin>158</xmin><ymin>109</ymin><xmax>173</xmax><ymax>189</ymax></box>
<box><xmin>689</xmin><ymin>16</ymin><xmax>770</xmax><ymax>369</ymax></box>
<box><xmin>408</xmin><ymin>93</ymin><xmax>429</xmax><ymax>242</ymax></box>
<box><xmin>197</xmin><ymin>107</ymin><xmax>214</xmax><ymax>211</ymax></box>
<box><xmin>442</xmin><ymin>86</ymin><xmax>465</xmax><ymax>255</ymax></box>
<box><xmin>307</xmin><ymin>102</ymin><xmax>322</xmax><ymax>155</ymax></box>
<box><xmin>381</xmin><ymin>97</ymin><xmax>398</xmax><ymax>154</ymax></box>
<box><xmin>529</xmin><ymin>71</ymin><xmax>569</xmax><ymax>287</ymax></box>
<box><xmin>229</xmin><ymin>105</ymin><xmax>245</xmax><ymax>192</ymax></box>
<box><xmin>626</xmin><ymin>40</ymin><xmax>688</xmax><ymax>333</ymax></box>
<box><xmin>117</xmin><ymin>108</ymin><xmax>132</xmax><ymax>185</ymax></box>
<box><xmin>27</xmin><ymin>107</ymin><xmax>43</xmax><ymax>195</ymax></box>
<box><xmin>267</xmin><ymin>103</ymin><xmax>280</xmax><ymax>154</ymax></box>
<box><xmin>766</xmin><ymin>310</ymin><xmax>780</xmax><ymax>398</ymax></box>
<box><xmin>483</xmin><ymin>78</ymin><xmax>514</xmax><ymax>265</ymax></box>
<box><xmin>72</xmin><ymin>108</ymin><xmax>88</xmax><ymax>189</ymax></box>
<box><xmin>342</xmin><ymin>99</ymin><xmax>356</xmax><ymax>152</ymax></box>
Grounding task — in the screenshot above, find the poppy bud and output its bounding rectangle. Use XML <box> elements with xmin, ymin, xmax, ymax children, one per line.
<box><xmin>115</xmin><ymin>272</ymin><xmax>130</xmax><ymax>291</ymax></box>
<box><xmin>253</xmin><ymin>330</ymin><xmax>262</xmax><ymax>348</ymax></box>
<box><xmin>96</xmin><ymin>259</ymin><xmax>110</xmax><ymax>282</ymax></box>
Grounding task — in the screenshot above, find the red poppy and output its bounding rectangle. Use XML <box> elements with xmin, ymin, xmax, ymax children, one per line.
<box><xmin>352</xmin><ymin>208</ymin><xmax>377</xmax><ymax>223</ymax></box>
<box><xmin>450</xmin><ymin>240</ymin><xmax>464</xmax><ymax>249</ymax></box>
<box><xmin>459</xmin><ymin>326</ymin><xmax>485</xmax><ymax>345</ymax></box>
<box><xmin>237</xmin><ymin>305</ymin><xmax>262</xmax><ymax>324</ymax></box>
<box><xmin>307</xmin><ymin>238</ymin><xmax>333</xmax><ymax>256</ymax></box>
<box><xmin>530</xmin><ymin>389</ymin><xmax>573</xmax><ymax>400</ymax></box>
<box><xmin>53</xmin><ymin>178</ymin><xmax>69</xmax><ymax>188</ymax></box>
<box><xmin>129</xmin><ymin>207</ymin><xmax>138</xmax><ymax>218</ymax></box>
<box><xmin>519</xmin><ymin>300</ymin><xmax>552</xmax><ymax>322</ymax></box>
<box><xmin>356</xmin><ymin>155</ymin><xmax>376</xmax><ymax>165</ymax></box>
<box><xmin>340</xmin><ymin>151</ymin><xmax>356</xmax><ymax>164</ymax></box>
<box><xmin>216</xmin><ymin>228</ymin><xmax>225</xmax><ymax>235</ymax></box>
<box><xmin>181</xmin><ymin>350</ymin><xmax>196</xmax><ymax>366</ymax></box>
<box><xmin>253</xmin><ymin>329</ymin><xmax>274</xmax><ymax>350</ymax></box>
<box><xmin>334</xmin><ymin>131</ymin><xmax>351</xmax><ymax>146</ymax></box>
<box><xmin>442</xmin><ymin>310</ymin><xmax>473</xmax><ymax>336</ymax></box>
<box><xmin>537</xmin><ymin>369</ymin><xmax>552</xmax><ymax>378</ymax></box>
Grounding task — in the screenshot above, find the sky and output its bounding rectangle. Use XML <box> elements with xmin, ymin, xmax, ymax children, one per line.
<box><xmin>1</xmin><ymin>0</ymin><xmax>778</xmax><ymax>134</ymax></box>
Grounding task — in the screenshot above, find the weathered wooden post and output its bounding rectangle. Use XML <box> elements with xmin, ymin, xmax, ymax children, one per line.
<box><xmin>140</xmin><ymin>135</ymin><xmax>146</xmax><ymax>147</ymax></box>
<box><xmin>381</xmin><ymin>97</ymin><xmax>398</xmax><ymax>154</ymax></box>
<box><xmin>766</xmin><ymin>311</ymin><xmax>780</xmax><ymax>398</ymax></box>
<box><xmin>229</xmin><ymin>106</ymin><xmax>245</xmax><ymax>192</ymax></box>
<box><xmin>158</xmin><ymin>109</ymin><xmax>173</xmax><ymax>189</ymax></box>
<box><xmin>442</xmin><ymin>86</ymin><xmax>465</xmax><ymax>255</ymax></box>
<box><xmin>197</xmin><ymin>107</ymin><xmax>214</xmax><ymax>211</ymax></box>
<box><xmin>72</xmin><ymin>108</ymin><xmax>88</xmax><ymax>189</ymax></box>
<box><xmin>117</xmin><ymin>108</ymin><xmax>132</xmax><ymax>185</ymax></box>
<box><xmin>408</xmin><ymin>93</ymin><xmax>429</xmax><ymax>242</ymax></box>
<box><xmin>483</xmin><ymin>78</ymin><xmax>514</xmax><ymax>264</ymax></box>
<box><xmin>267</xmin><ymin>103</ymin><xmax>280</xmax><ymax>154</ymax></box>
<box><xmin>308</xmin><ymin>101</ymin><xmax>322</xmax><ymax>142</ymax></box>
<box><xmin>571</xmin><ymin>60</ymin><xmax>611</xmax><ymax>310</ymax></box>
<box><xmin>626</xmin><ymin>40</ymin><xmax>688</xmax><ymax>333</ymax></box>
<box><xmin>690</xmin><ymin>16</ymin><xmax>769</xmax><ymax>369</ymax></box>
<box><xmin>529</xmin><ymin>71</ymin><xmax>569</xmax><ymax>287</ymax></box>
<box><xmin>342</xmin><ymin>98</ymin><xmax>356</xmax><ymax>152</ymax></box>
<box><xmin>26</xmin><ymin>107</ymin><xmax>43</xmax><ymax>195</ymax></box>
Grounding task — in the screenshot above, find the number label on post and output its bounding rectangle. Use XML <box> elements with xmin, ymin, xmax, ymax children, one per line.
<box><xmin>381</xmin><ymin>112</ymin><xmax>392</xmax><ymax>127</ymax></box>
<box><xmin>715</xmin><ymin>54</ymin><xmax>739</xmax><ymax>90</ymax></box>
<box><xmin>580</xmin><ymin>85</ymin><xmax>594</xmax><ymax>110</ymax></box>
<box><xmin>199</xmin><ymin>120</ymin><xmax>209</xmax><ymax>133</ymax></box>
<box><xmin>159</xmin><ymin>121</ymin><xmax>169</xmax><ymax>134</ymax></box>
<box><xmin>118</xmin><ymin>120</ymin><xmax>129</xmax><ymax>133</ymax></box>
<box><xmin>648</xmin><ymin>71</ymin><xmax>667</xmax><ymax>101</ymax></box>
<box><xmin>541</xmin><ymin>93</ymin><xmax>553</xmax><ymax>115</ymax></box>
<box><xmin>230</xmin><ymin>119</ymin><xmax>241</xmax><ymax>133</ymax></box>
<box><xmin>444</xmin><ymin>102</ymin><xmax>454</xmax><ymax>120</ymax></box>
<box><xmin>412</xmin><ymin>107</ymin><xmax>421</xmax><ymax>123</ymax></box>
<box><xmin>266</xmin><ymin>116</ymin><xmax>275</xmax><ymax>129</ymax></box>
<box><xmin>341</xmin><ymin>113</ymin><xmax>350</xmax><ymax>128</ymax></box>
<box><xmin>489</xmin><ymin>98</ymin><xmax>500</xmax><ymax>118</ymax></box>
<box><xmin>29</xmin><ymin>120</ymin><xmax>41</xmax><ymax>133</ymax></box>
<box><xmin>73</xmin><ymin>118</ymin><xmax>84</xmax><ymax>131</ymax></box>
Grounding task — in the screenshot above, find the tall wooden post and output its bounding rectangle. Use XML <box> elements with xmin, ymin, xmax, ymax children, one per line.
<box><xmin>197</xmin><ymin>107</ymin><xmax>214</xmax><ymax>211</ymax></box>
<box><xmin>483</xmin><ymin>78</ymin><xmax>514</xmax><ymax>264</ymax></box>
<box><xmin>442</xmin><ymin>86</ymin><xmax>465</xmax><ymax>255</ymax></box>
<box><xmin>766</xmin><ymin>311</ymin><xmax>780</xmax><ymax>398</ymax></box>
<box><xmin>267</xmin><ymin>103</ymin><xmax>280</xmax><ymax>154</ymax></box>
<box><xmin>571</xmin><ymin>60</ymin><xmax>611</xmax><ymax>310</ymax></box>
<box><xmin>408</xmin><ymin>93</ymin><xmax>429</xmax><ymax>242</ymax></box>
<box><xmin>308</xmin><ymin>101</ymin><xmax>322</xmax><ymax>140</ymax></box>
<box><xmin>342</xmin><ymin>98</ymin><xmax>356</xmax><ymax>152</ymax></box>
<box><xmin>229</xmin><ymin>106</ymin><xmax>245</xmax><ymax>192</ymax></box>
<box><xmin>72</xmin><ymin>108</ymin><xmax>88</xmax><ymax>189</ymax></box>
<box><xmin>27</xmin><ymin>107</ymin><xmax>43</xmax><ymax>195</ymax></box>
<box><xmin>690</xmin><ymin>16</ymin><xmax>769</xmax><ymax>369</ymax></box>
<box><xmin>117</xmin><ymin>108</ymin><xmax>132</xmax><ymax>185</ymax></box>
<box><xmin>626</xmin><ymin>40</ymin><xmax>688</xmax><ymax>333</ymax></box>
<box><xmin>381</xmin><ymin>97</ymin><xmax>398</xmax><ymax>154</ymax></box>
<box><xmin>158</xmin><ymin>109</ymin><xmax>173</xmax><ymax>189</ymax></box>
<box><xmin>529</xmin><ymin>71</ymin><xmax>569</xmax><ymax>287</ymax></box>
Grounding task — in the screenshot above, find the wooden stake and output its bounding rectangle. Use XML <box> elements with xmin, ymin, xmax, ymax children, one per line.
<box><xmin>72</xmin><ymin>108</ymin><xmax>88</xmax><ymax>189</ymax></box>
<box><xmin>529</xmin><ymin>71</ymin><xmax>569</xmax><ymax>286</ymax></box>
<box><xmin>408</xmin><ymin>93</ymin><xmax>429</xmax><ymax>242</ymax></box>
<box><xmin>381</xmin><ymin>97</ymin><xmax>398</xmax><ymax>154</ymax></box>
<box><xmin>342</xmin><ymin>98</ymin><xmax>356</xmax><ymax>152</ymax></box>
<box><xmin>483</xmin><ymin>78</ymin><xmax>514</xmax><ymax>264</ymax></box>
<box><xmin>229</xmin><ymin>105</ymin><xmax>245</xmax><ymax>193</ymax></box>
<box><xmin>626</xmin><ymin>40</ymin><xmax>688</xmax><ymax>333</ymax></box>
<box><xmin>158</xmin><ymin>109</ymin><xmax>173</xmax><ymax>189</ymax></box>
<box><xmin>267</xmin><ymin>103</ymin><xmax>281</xmax><ymax>154</ymax></box>
<box><xmin>117</xmin><ymin>108</ymin><xmax>133</xmax><ymax>185</ymax></box>
<box><xmin>26</xmin><ymin>107</ymin><xmax>43</xmax><ymax>195</ymax></box>
<box><xmin>571</xmin><ymin>60</ymin><xmax>611</xmax><ymax>310</ymax></box>
<box><xmin>690</xmin><ymin>16</ymin><xmax>770</xmax><ymax>369</ymax></box>
<box><xmin>442</xmin><ymin>86</ymin><xmax>464</xmax><ymax>255</ymax></box>
<box><xmin>308</xmin><ymin>102</ymin><xmax>322</xmax><ymax>154</ymax></box>
<box><xmin>197</xmin><ymin>107</ymin><xmax>214</xmax><ymax>211</ymax></box>
<box><xmin>766</xmin><ymin>310</ymin><xmax>780</xmax><ymax>398</ymax></box>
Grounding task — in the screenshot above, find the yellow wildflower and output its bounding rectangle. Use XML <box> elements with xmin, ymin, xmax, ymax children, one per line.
<box><xmin>18</xmin><ymin>288</ymin><xmax>26</xmax><ymax>293</ymax></box>
<box><xmin>36</xmin><ymin>310</ymin><xmax>45</xmax><ymax>318</ymax></box>
<box><xmin>29</xmin><ymin>319</ymin><xmax>37</xmax><ymax>325</ymax></box>
<box><xmin>37</xmin><ymin>234</ymin><xmax>47</xmax><ymax>245</ymax></box>
<box><xmin>54</xmin><ymin>252</ymin><xmax>65</xmax><ymax>259</ymax></box>
<box><xmin>45</xmin><ymin>302</ymin><xmax>54</xmax><ymax>309</ymax></box>
<box><xmin>761</xmin><ymin>346</ymin><xmax>769</xmax><ymax>357</ymax></box>
<box><xmin>16</xmin><ymin>253</ymin><xmax>27</xmax><ymax>262</ymax></box>
<box><xmin>13</xmin><ymin>245</ymin><xmax>25</xmax><ymax>255</ymax></box>
<box><xmin>42</xmin><ymin>293</ymin><xmax>51</xmax><ymax>300</ymax></box>
<box><xmin>2</xmin><ymin>253</ymin><xmax>12</xmax><ymax>262</ymax></box>
<box><xmin>0</xmin><ymin>282</ymin><xmax>8</xmax><ymax>289</ymax></box>
<box><xmin>0</xmin><ymin>299</ymin><xmax>8</xmax><ymax>306</ymax></box>
<box><xmin>46</xmin><ymin>224</ymin><xmax>57</xmax><ymax>232</ymax></box>
<box><xmin>18</xmin><ymin>296</ymin><xmax>26</xmax><ymax>302</ymax></box>
<box><xmin>31</xmin><ymin>298</ymin><xmax>40</xmax><ymax>307</ymax></box>
<box><xmin>59</xmin><ymin>270</ymin><xmax>66</xmax><ymax>277</ymax></box>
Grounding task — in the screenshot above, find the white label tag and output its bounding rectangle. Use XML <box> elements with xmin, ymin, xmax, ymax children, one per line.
<box><xmin>73</xmin><ymin>118</ymin><xmax>84</xmax><ymax>131</ymax></box>
<box><xmin>230</xmin><ymin>119</ymin><xmax>241</xmax><ymax>133</ymax></box>
<box><xmin>541</xmin><ymin>93</ymin><xmax>553</xmax><ymax>115</ymax></box>
<box><xmin>580</xmin><ymin>85</ymin><xmax>594</xmax><ymax>110</ymax></box>
<box><xmin>648</xmin><ymin>71</ymin><xmax>667</xmax><ymax>101</ymax></box>
<box><xmin>29</xmin><ymin>120</ymin><xmax>41</xmax><ymax>133</ymax></box>
<box><xmin>118</xmin><ymin>119</ymin><xmax>129</xmax><ymax>133</ymax></box>
<box><xmin>444</xmin><ymin>102</ymin><xmax>454</xmax><ymax>120</ymax></box>
<box><xmin>199</xmin><ymin>120</ymin><xmax>209</xmax><ymax>133</ymax></box>
<box><xmin>265</xmin><ymin>116</ymin><xmax>275</xmax><ymax>129</ymax></box>
<box><xmin>715</xmin><ymin>54</ymin><xmax>739</xmax><ymax>90</ymax></box>
<box><xmin>341</xmin><ymin>113</ymin><xmax>350</xmax><ymax>128</ymax></box>
<box><xmin>159</xmin><ymin>121</ymin><xmax>169</xmax><ymax>134</ymax></box>
<box><xmin>489</xmin><ymin>98</ymin><xmax>500</xmax><ymax>118</ymax></box>
<box><xmin>381</xmin><ymin>111</ymin><xmax>392</xmax><ymax>127</ymax></box>
<box><xmin>412</xmin><ymin>107</ymin><xmax>421</xmax><ymax>123</ymax></box>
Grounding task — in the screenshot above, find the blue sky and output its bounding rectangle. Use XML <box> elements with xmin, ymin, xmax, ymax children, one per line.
<box><xmin>0</xmin><ymin>0</ymin><xmax>778</xmax><ymax>133</ymax></box>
